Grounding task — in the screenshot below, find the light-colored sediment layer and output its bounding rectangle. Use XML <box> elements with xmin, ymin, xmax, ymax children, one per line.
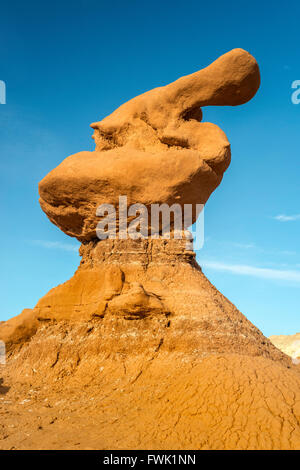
<box><xmin>269</xmin><ymin>333</ymin><xmax>300</xmax><ymax>362</ymax></box>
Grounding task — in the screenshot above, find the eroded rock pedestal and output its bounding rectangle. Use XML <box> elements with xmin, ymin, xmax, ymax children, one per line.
<box><xmin>1</xmin><ymin>239</ymin><xmax>300</xmax><ymax>450</ymax></box>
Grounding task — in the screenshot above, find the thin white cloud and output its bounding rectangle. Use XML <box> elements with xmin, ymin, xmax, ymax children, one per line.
<box><xmin>202</xmin><ymin>260</ymin><xmax>300</xmax><ymax>284</ymax></box>
<box><xmin>273</xmin><ymin>214</ymin><xmax>300</xmax><ymax>222</ymax></box>
<box><xmin>206</xmin><ymin>239</ymin><xmax>298</xmax><ymax>257</ymax></box>
<box><xmin>31</xmin><ymin>240</ymin><xmax>79</xmax><ymax>253</ymax></box>
<box><xmin>231</xmin><ymin>242</ymin><xmax>256</xmax><ymax>249</ymax></box>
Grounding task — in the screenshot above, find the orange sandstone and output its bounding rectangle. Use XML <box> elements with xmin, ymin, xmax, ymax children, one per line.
<box><xmin>38</xmin><ymin>48</ymin><xmax>259</xmax><ymax>241</ymax></box>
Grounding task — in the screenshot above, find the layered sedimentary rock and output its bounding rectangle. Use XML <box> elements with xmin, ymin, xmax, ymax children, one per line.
<box><xmin>1</xmin><ymin>49</ymin><xmax>300</xmax><ymax>450</ymax></box>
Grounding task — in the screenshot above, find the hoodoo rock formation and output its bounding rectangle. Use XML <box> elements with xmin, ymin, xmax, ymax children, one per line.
<box><xmin>1</xmin><ymin>49</ymin><xmax>300</xmax><ymax>450</ymax></box>
<box><xmin>38</xmin><ymin>48</ymin><xmax>259</xmax><ymax>241</ymax></box>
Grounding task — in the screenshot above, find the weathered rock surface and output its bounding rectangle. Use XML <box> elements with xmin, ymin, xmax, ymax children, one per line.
<box><xmin>1</xmin><ymin>239</ymin><xmax>300</xmax><ymax>450</ymax></box>
<box><xmin>39</xmin><ymin>48</ymin><xmax>259</xmax><ymax>241</ymax></box>
<box><xmin>0</xmin><ymin>309</ymin><xmax>37</xmax><ymax>351</ymax></box>
<box><xmin>1</xmin><ymin>49</ymin><xmax>300</xmax><ymax>450</ymax></box>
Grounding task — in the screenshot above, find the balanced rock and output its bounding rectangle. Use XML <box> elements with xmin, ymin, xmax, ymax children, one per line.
<box><xmin>39</xmin><ymin>48</ymin><xmax>260</xmax><ymax>241</ymax></box>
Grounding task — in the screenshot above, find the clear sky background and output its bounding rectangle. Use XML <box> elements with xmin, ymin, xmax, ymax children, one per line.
<box><xmin>0</xmin><ymin>0</ymin><xmax>299</xmax><ymax>336</ymax></box>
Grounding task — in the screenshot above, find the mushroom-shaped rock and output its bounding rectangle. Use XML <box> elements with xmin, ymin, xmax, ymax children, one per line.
<box><xmin>39</xmin><ymin>48</ymin><xmax>260</xmax><ymax>241</ymax></box>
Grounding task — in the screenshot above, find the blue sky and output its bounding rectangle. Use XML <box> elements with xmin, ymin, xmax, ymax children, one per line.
<box><xmin>0</xmin><ymin>0</ymin><xmax>299</xmax><ymax>336</ymax></box>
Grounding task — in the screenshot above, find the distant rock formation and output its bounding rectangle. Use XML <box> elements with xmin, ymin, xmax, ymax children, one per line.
<box><xmin>1</xmin><ymin>49</ymin><xmax>300</xmax><ymax>450</ymax></box>
<box><xmin>270</xmin><ymin>333</ymin><xmax>300</xmax><ymax>364</ymax></box>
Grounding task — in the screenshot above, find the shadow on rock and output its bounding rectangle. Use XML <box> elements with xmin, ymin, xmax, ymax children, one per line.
<box><xmin>0</xmin><ymin>378</ymin><xmax>10</xmax><ymax>395</ymax></box>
